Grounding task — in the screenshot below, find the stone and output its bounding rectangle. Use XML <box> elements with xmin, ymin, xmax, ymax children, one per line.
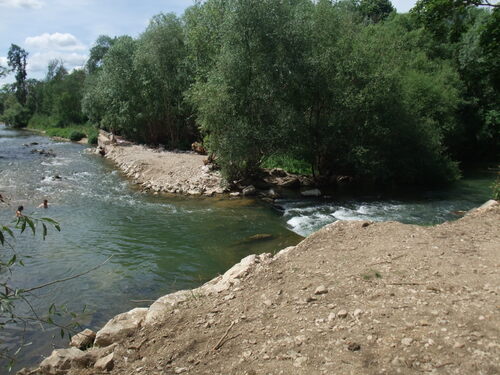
<box><xmin>328</xmin><ymin>313</ymin><xmax>336</xmax><ymax>322</ymax></box>
<box><xmin>146</xmin><ymin>291</ymin><xmax>188</xmax><ymax>325</ymax></box>
<box><xmin>353</xmin><ymin>309</ymin><xmax>363</xmax><ymax>318</ymax></box>
<box><xmin>401</xmin><ymin>337</ymin><xmax>414</xmax><ymax>346</ymax></box>
<box><xmin>337</xmin><ymin>310</ymin><xmax>348</xmax><ymax>318</ymax></box>
<box><xmin>314</xmin><ymin>285</ymin><xmax>328</xmax><ymax>295</ymax></box>
<box><xmin>95</xmin><ymin>308</ymin><xmax>148</xmax><ymax>347</ymax></box>
<box><xmin>39</xmin><ymin>347</ymin><xmax>85</xmax><ymax>375</ymax></box>
<box><xmin>347</xmin><ymin>342</ymin><xmax>361</xmax><ymax>351</ymax></box>
<box><xmin>301</xmin><ymin>189</ymin><xmax>321</xmax><ymax>197</ymax></box>
<box><xmin>94</xmin><ymin>353</ymin><xmax>114</xmax><ymax>371</ymax></box>
<box><xmin>70</xmin><ymin>328</ymin><xmax>96</xmax><ymax>350</ymax></box>
<box><xmin>242</xmin><ymin>185</ymin><xmax>256</xmax><ymax>196</ymax></box>
<box><xmin>230</xmin><ymin>192</ymin><xmax>241</xmax><ymax>197</ymax></box>
<box><xmin>269</xmin><ymin>168</ymin><xmax>288</xmax><ymax>177</ymax></box>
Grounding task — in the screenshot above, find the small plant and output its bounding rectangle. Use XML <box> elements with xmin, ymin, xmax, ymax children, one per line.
<box><xmin>493</xmin><ymin>176</ymin><xmax>500</xmax><ymax>201</ymax></box>
<box><xmin>361</xmin><ymin>269</ymin><xmax>382</xmax><ymax>280</ymax></box>
<box><xmin>69</xmin><ymin>131</ymin><xmax>86</xmax><ymax>142</ymax></box>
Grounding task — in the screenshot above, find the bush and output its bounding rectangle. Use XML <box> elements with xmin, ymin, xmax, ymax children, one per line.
<box><xmin>87</xmin><ymin>131</ymin><xmax>98</xmax><ymax>145</ymax></box>
<box><xmin>69</xmin><ymin>131</ymin><xmax>86</xmax><ymax>142</ymax></box>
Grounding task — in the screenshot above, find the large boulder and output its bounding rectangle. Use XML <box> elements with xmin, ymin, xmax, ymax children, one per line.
<box><xmin>145</xmin><ymin>290</ymin><xmax>189</xmax><ymax>325</ymax></box>
<box><xmin>94</xmin><ymin>308</ymin><xmax>147</xmax><ymax>347</ymax></box>
<box><xmin>39</xmin><ymin>347</ymin><xmax>85</xmax><ymax>375</ymax></box>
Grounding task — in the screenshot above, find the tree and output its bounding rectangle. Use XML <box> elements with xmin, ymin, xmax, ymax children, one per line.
<box><xmin>358</xmin><ymin>0</ymin><xmax>395</xmax><ymax>23</ymax></box>
<box><xmin>7</xmin><ymin>44</ymin><xmax>28</xmax><ymax>106</ymax></box>
<box><xmin>85</xmin><ymin>35</ymin><xmax>116</xmax><ymax>74</ymax></box>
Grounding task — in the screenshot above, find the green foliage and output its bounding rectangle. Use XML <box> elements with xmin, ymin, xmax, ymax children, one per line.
<box><xmin>87</xmin><ymin>130</ymin><xmax>98</xmax><ymax>145</ymax></box>
<box><xmin>262</xmin><ymin>155</ymin><xmax>312</xmax><ymax>176</ymax></box>
<box><xmin>0</xmin><ymin>213</ymin><xmax>82</xmax><ymax>366</ymax></box>
<box><xmin>0</xmin><ymin>93</ymin><xmax>30</xmax><ymax>127</ymax></box>
<box><xmin>69</xmin><ymin>130</ymin><xmax>86</xmax><ymax>142</ymax></box>
<box><xmin>493</xmin><ymin>176</ymin><xmax>500</xmax><ymax>200</ymax></box>
<box><xmin>358</xmin><ymin>0</ymin><xmax>395</xmax><ymax>23</ymax></box>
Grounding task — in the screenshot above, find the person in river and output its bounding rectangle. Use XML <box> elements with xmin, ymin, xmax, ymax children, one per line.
<box><xmin>16</xmin><ymin>205</ymin><xmax>24</xmax><ymax>217</ymax></box>
<box><xmin>38</xmin><ymin>199</ymin><xmax>49</xmax><ymax>209</ymax></box>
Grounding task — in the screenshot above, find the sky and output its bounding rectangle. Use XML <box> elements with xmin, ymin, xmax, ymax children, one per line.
<box><xmin>0</xmin><ymin>0</ymin><xmax>417</xmax><ymax>85</ymax></box>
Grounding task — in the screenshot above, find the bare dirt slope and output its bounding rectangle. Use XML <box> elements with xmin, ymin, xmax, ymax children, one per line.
<box><xmin>45</xmin><ymin>202</ymin><xmax>500</xmax><ymax>375</ymax></box>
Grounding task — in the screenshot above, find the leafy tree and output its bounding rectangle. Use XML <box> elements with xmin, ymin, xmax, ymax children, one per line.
<box><xmin>85</xmin><ymin>35</ymin><xmax>116</xmax><ymax>74</ymax></box>
<box><xmin>7</xmin><ymin>44</ymin><xmax>28</xmax><ymax>106</ymax></box>
<box><xmin>358</xmin><ymin>0</ymin><xmax>395</xmax><ymax>23</ymax></box>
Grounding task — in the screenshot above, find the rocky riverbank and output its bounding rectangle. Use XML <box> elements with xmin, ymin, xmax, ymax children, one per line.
<box><xmin>96</xmin><ymin>131</ymin><xmax>318</xmax><ymax>199</ymax></box>
<box><xmin>96</xmin><ymin>131</ymin><xmax>227</xmax><ymax>196</ymax></box>
<box><xmin>21</xmin><ymin>200</ymin><xmax>499</xmax><ymax>375</ymax></box>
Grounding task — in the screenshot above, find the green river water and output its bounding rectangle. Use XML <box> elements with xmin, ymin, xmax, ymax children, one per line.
<box><xmin>0</xmin><ymin>125</ymin><xmax>496</xmax><ymax>371</ymax></box>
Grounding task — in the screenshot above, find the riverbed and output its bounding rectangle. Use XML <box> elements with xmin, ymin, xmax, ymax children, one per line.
<box><xmin>0</xmin><ymin>125</ymin><xmax>496</xmax><ymax>370</ymax></box>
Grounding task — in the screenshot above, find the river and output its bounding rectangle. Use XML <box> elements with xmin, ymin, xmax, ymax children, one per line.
<box><xmin>0</xmin><ymin>125</ymin><xmax>496</xmax><ymax>371</ymax></box>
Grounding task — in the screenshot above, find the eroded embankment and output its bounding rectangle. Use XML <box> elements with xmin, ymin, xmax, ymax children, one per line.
<box><xmin>24</xmin><ymin>201</ymin><xmax>500</xmax><ymax>375</ymax></box>
<box><xmin>97</xmin><ymin>132</ymin><xmax>226</xmax><ymax>196</ymax></box>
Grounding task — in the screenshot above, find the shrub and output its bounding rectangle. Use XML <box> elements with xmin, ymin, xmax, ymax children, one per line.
<box><xmin>87</xmin><ymin>131</ymin><xmax>98</xmax><ymax>145</ymax></box>
<box><xmin>69</xmin><ymin>131</ymin><xmax>86</xmax><ymax>142</ymax></box>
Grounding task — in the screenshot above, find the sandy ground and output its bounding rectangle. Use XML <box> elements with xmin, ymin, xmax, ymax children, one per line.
<box><xmin>98</xmin><ymin>133</ymin><xmax>226</xmax><ymax>196</ymax></box>
<box><xmin>55</xmin><ymin>201</ymin><xmax>500</xmax><ymax>375</ymax></box>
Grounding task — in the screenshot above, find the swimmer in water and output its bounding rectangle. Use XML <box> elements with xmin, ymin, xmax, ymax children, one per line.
<box><xmin>16</xmin><ymin>205</ymin><xmax>24</xmax><ymax>217</ymax></box>
<box><xmin>38</xmin><ymin>199</ymin><xmax>49</xmax><ymax>209</ymax></box>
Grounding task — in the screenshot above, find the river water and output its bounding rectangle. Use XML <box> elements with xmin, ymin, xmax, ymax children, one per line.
<box><xmin>0</xmin><ymin>125</ymin><xmax>496</xmax><ymax>370</ymax></box>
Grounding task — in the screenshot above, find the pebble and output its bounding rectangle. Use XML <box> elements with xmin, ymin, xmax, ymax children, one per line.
<box><xmin>314</xmin><ymin>285</ymin><xmax>328</xmax><ymax>295</ymax></box>
<box><xmin>353</xmin><ymin>309</ymin><xmax>363</xmax><ymax>317</ymax></box>
<box><xmin>328</xmin><ymin>313</ymin><xmax>336</xmax><ymax>322</ymax></box>
<box><xmin>174</xmin><ymin>368</ymin><xmax>188</xmax><ymax>374</ymax></box>
<box><xmin>347</xmin><ymin>342</ymin><xmax>361</xmax><ymax>351</ymax></box>
<box><xmin>337</xmin><ymin>310</ymin><xmax>348</xmax><ymax>318</ymax></box>
<box><xmin>453</xmin><ymin>342</ymin><xmax>465</xmax><ymax>348</ymax></box>
<box><xmin>401</xmin><ymin>337</ymin><xmax>414</xmax><ymax>346</ymax></box>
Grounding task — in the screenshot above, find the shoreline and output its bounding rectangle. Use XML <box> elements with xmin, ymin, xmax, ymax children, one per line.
<box><xmin>22</xmin><ymin>200</ymin><xmax>499</xmax><ymax>375</ymax></box>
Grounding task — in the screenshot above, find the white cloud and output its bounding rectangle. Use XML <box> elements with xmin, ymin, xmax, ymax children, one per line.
<box><xmin>0</xmin><ymin>56</ymin><xmax>7</xmax><ymax>67</ymax></box>
<box><xmin>0</xmin><ymin>0</ymin><xmax>44</xmax><ymax>9</ymax></box>
<box><xmin>28</xmin><ymin>51</ymin><xmax>87</xmax><ymax>73</ymax></box>
<box><xmin>25</xmin><ymin>32</ymin><xmax>85</xmax><ymax>51</ymax></box>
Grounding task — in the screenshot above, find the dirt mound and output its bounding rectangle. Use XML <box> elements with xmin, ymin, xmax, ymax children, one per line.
<box><xmin>31</xmin><ymin>202</ymin><xmax>500</xmax><ymax>375</ymax></box>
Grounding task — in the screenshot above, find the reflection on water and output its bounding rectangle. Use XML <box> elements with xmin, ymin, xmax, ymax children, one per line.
<box><xmin>0</xmin><ymin>125</ymin><xmax>495</xmax><ymax>370</ymax></box>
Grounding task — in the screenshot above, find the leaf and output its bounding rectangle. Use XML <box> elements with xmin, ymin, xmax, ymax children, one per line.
<box><xmin>26</xmin><ymin>217</ymin><xmax>36</xmax><ymax>235</ymax></box>
<box><xmin>0</xmin><ymin>230</ymin><xmax>4</xmax><ymax>246</ymax></box>
<box><xmin>60</xmin><ymin>328</ymin><xmax>65</xmax><ymax>339</ymax></box>
<box><xmin>42</xmin><ymin>223</ymin><xmax>47</xmax><ymax>240</ymax></box>
<box><xmin>21</xmin><ymin>219</ymin><xmax>26</xmax><ymax>233</ymax></box>
<box><xmin>55</xmin><ymin>224</ymin><xmax>61</xmax><ymax>232</ymax></box>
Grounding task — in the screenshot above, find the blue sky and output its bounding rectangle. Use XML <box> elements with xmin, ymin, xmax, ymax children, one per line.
<box><xmin>0</xmin><ymin>0</ymin><xmax>417</xmax><ymax>84</ymax></box>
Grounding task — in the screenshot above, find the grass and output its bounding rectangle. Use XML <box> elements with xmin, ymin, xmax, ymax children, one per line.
<box><xmin>261</xmin><ymin>154</ymin><xmax>312</xmax><ymax>176</ymax></box>
<box><xmin>361</xmin><ymin>269</ymin><xmax>382</xmax><ymax>280</ymax></box>
<box><xmin>28</xmin><ymin>114</ymin><xmax>99</xmax><ymax>145</ymax></box>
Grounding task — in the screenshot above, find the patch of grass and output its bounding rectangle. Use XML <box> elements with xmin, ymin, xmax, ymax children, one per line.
<box><xmin>262</xmin><ymin>154</ymin><xmax>312</xmax><ymax>175</ymax></box>
<box><xmin>361</xmin><ymin>269</ymin><xmax>382</xmax><ymax>280</ymax></box>
<box><xmin>28</xmin><ymin>116</ymin><xmax>98</xmax><ymax>142</ymax></box>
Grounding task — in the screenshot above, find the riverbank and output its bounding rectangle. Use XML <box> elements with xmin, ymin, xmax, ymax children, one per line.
<box><xmin>97</xmin><ymin>131</ymin><xmax>317</xmax><ymax>199</ymax></box>
<box><xmin>24</xmin><ymin>200</ymin><xmax>499</xmax><ymax>375</ymax></box>
<box><xmin>97</xmin><ymin>131</ymin><xmax>227</xmax><ymax>196</ymax></box>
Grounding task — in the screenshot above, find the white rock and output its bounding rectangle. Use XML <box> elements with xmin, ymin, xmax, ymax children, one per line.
<box><xmin>39</xmin><ymin>347</ymin><xmax>85</xmax><ymax>375</ymax></box>
<box><xmin>145</xmin><ymin>291</ymin><xmax>189</xmax><ymax>325</ymax></box>
<box><xmin>337</xmin><ymin>310</ymin><xmax>348</xmax><ymax>318</ymax></box>
<box><xmin>95</xmin><ymin>308</ymin><xmax>148</xmax><ymax>347</ymax></box>
<box><xmin>314</xmin><ymin>285</ymin><xmax>328</xmax><ymax>295</ymax></box>
<box><xmin>401</xmin><ymin>337</ymin><xmax>414</xmax><ymax>346</ymax></box>
<box><xmin>353</xmin><ymin>309</ymin><xmax>363</xmax><ymax>317</ymax></box>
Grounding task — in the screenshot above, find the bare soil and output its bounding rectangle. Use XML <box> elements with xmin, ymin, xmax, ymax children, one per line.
<box><xmin>70</xmin><ymin>202</ymin><xmax>499</xmax><ymax>375</ymax></box>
